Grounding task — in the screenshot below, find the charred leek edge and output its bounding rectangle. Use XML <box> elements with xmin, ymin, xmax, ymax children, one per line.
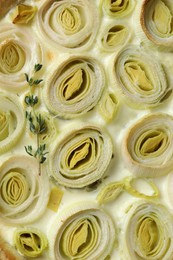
<box><xmin>97</xmin><ymin>176</ymin><xmax>159</xmax><ymax>204</ymax></box>
<box><xmin>140</xmin><ymin>0</ymin><xmax>173</xmax><ymax>47</ymax></box>
<box><xmin>122</xmin><ymin>201</ymin><xmax>173</xmax><ymax>260</ymax></box>
<box><xmin>98</xmin><ymin>91</ymin><xmax>118</xmax><ymax>122</ymax></box>
<box><xmin>0</xmin><ymin>24</ymin><xmax>43</xmax><ymax>91</ymax></box>
<box><xmin>14</xmin><ymin>227</ymin><xmax>48</xmax><ymax>258</ymax></box>
<box><xmin>112</xmin><ymin>45</ymin><xmax>170</xmax><ymax>108</ymax></box>
<box><xmin>0</xmin><ymin>93</ymin><xmax>25</xmax><ymax>154</ymax></box>
<box><xmin>122</xmin><ymin>113</ymin><xmax>173</xmax><ymax>177</ymax></box>
<box><xmin>0</xmin><ymin>156</ymin><xmax>50</xmax><ymax>224</ymax></box>
<box><xmin>101</xmin><ymin>0</ymin><xmax>135</xmax><ymax>17</ymax></box>
<box><xmin>97</xmin><ymin>22</ymin><xmax>131</xmax><ymax>52</ymax></box>
<box><xmin>38</xmin><ymin>0</ymin><xmax>99</xmax><ymax>51</ymax></box>
<box><xmin>49</xmin><ymin>202</ymin><xmax>116</xmax><ymax>260</ymax></box>
<box><xmin>49</xmin><ymin>122</ymin><xmax>113</xmax><ymax>188</ymax></box>
<box><xmin>44</xmin><ymin>56</ymin><xmax>105</xmax><ymax>119</ymax></box>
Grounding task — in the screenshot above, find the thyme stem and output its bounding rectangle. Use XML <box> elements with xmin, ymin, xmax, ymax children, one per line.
<box><xmin>24</xmin><ymin>64</ymin><xmax>48</xmax><ymax>175</ymax></box>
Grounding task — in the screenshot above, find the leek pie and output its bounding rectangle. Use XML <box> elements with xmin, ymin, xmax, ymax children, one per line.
<box><xmin>0</xmin><ymin>0</ymin><xmax>173</xmax><ymax>259</ymax></box>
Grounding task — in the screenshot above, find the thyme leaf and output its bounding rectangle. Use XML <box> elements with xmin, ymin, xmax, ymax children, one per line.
<box><xmin>34</xmin><ymin>64</ymin><xmax>43</xmax><ymax>72</ymax></box>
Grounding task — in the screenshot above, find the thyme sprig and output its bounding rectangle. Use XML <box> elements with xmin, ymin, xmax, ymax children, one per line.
<box><xmin>25</xmin><ymin>144</ymin><xmax>48</xmax><ymax>164</ymax></box>
<box><xmin>24</xmin><ymin>64</ymin><xmax>48</xmax><ymax>175</ymax></box>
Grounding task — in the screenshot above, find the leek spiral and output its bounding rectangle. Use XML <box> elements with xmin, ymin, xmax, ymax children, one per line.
<box><xmin>14</xmin><ymin>228</ymin><xmax>48</xmax><ymax>258</ymax></box>
<box><xmin>0</xmin><ymin>156</ymin><xmax>50</xmax><ymax>224</ymax></box>
<box><xmin>112</xmin><ymin>45</ymin><xmax>171</xmax><ymax>108</ymax></box>
<box><xmin>98</xmin><ymin>22</ymin><xmax>131</xmax><ymax>52</ymax></box>
<box><xmin>49</xmin><ymin>202</ymin><xmax>116</xmax><ymax>260</ymax></box>
<box><xmin>0</xmin><ymin>93</ymin><xmax>25</xmax><ymax>154</ymax></box>
<box><xmin>44</xmin><ymin>56</ymin><xmax>105</xmax><ymax>119</ymax></box>
<box><xmin>0</xmin><ymin>24</ymin><xmax>43</xmax><ymax>91</ymax></box>
<box><xmin>122</xmin><ymin>113</ymin><xmax>173</xmax><ymax>177</ymax></box>
<box><xmin>38</xmin><ymin>0</ymin><xmax>99</xmax><ymax>51</ymax></box>
<box><xmin>49</xmin><ymin>123</ymin><xmax>113</xmax><ymax>188</ymax></box>
<box><xmin>140</xmin><ymin>0</ymin><xmax>173</xmax><ymax>47</ymax></box>
<box><xmin>122</xmin><ymin>201</ymin><xmax>173</xmax><ymax>259</ymax></box>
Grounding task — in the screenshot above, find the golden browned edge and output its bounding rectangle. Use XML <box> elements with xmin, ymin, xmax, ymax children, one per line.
<box><xmin>0</xmin><ymin>0</ymin><xmax>24</xmax><ymax>19</ymax></box>
<box><xmin>0</xmin><ymin>236</ymin><xmax>24</xmax><ymax>260</ymax></box>
<box><xmin>140</xmin><ymin>0</ymin><xmax>171</xmax><ymax>46</ymax></box>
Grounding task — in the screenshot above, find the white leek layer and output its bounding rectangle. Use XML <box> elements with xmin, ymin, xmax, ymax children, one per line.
<box><xmin>112</xmin><ymin>45</ymin><xmax>171</xmax><ymax>108</ymax></box>
<box><xmin>49</xmin><ymin>202</ymin><xmax>116</xmax><ymax>260</ymax></box>
<box><xmin>37</xmin><ymin>0</ymin><xmax>99</xmax><ymax>52</ymax></box>
<box><xmin>49</xmin><ymin>122</ymin><xmax>113</xmax><ymax>188</ymax></box>
<box><xmin>122</xmin><ymin>113</ymin><xmax>173</xmax><ymax>177</ymax></box>
<box><xmin>43</xmin><ymin>56</ymin><xmax>105</xmax><ymax>119</ymax></box>
<box><xmin>0</xmin><ymin>24</ymin><xmax>43</xmax><ymax>91</ymax></box>
<box><xmin>122</xmin><ymin>201</ymin><xmax>173</xmax><ymax>260</ymax></box>
<box><xmin>0</xmin><ymin>93</ymin><xmax>25</xmax><ymax>154</ymax></box>
<box><xmin>0</xmin><ymin>156</ymin><xmax>50</xmax><ymax>224</ymax></box>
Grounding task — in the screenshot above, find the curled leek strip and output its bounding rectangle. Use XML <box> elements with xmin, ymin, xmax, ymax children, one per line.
<box><xmin>112</xmin><ymin>45</ymin><xmax>171</xmax><ymax>108</ymax></box>
<box><xmin>44</xmin><ymin>56</ymin><xmax>105</xmax><ymax>119</ymax></box>
<box><xmin>14</xmin><ymin>228</ymin><xmax>48</xmax><ymax>258</ymax></box>
<box><xmin>98</xmin><ymin>91</ymin><xmax>118</xmax><ymax>122</ymax></box>
<box><xmin>0</xmin><ymin>93</ymin><xmax>25</xmax><ymax>154</ymax></box>
<box><xmin>38</xmin><ymin>0</ymin><xmax>99</xmax><ymax>51</ymax></box>
<box><xmin>49</xmin><ymin>123</ymin><xmax>113</xmax><ymax>188</ymax></box>
<box><xmin>124</xmin><ymin>177</ymin><xmax>159</xmax><ymax>199</ymax></box>
<box><xmin>49</xmin><ymin>202</ymin><xmax>116</xmax><ymax>260</ymax></box>
<box><xmin>0</xmin><ymin>156</ymin><xmax>50</xmax><ymax>224</ymax></box>
<box><xmin>140</xmin><ymin>0</ymin><xmax>173</xmax><ymax>47</ymax></box>
<box><xmin>122</xmin><ymin>201</ymin><xmax>173</xmax><ymax>260</ymax></box>
<box><xmin>0</xmin><ymin>24</ymin><xmax>43</xmax><ymax>91</ymax></box>
<box><xmin>122</xmin><ymin>113</ymin><xmax>173</xmax><ymax>177</ymax></box>
<box><xmin>97</xmin><ymin>22</ymin><xmax>131</xmax><ymax>52</ymax></box>
<box><xmin>97</xmin><ymin>177</ymin><xmax>159</xmax><ymax>204</ymax></box>
<box><xmin>101</xmin><ymin>0</ymin><xmax>135</xmax><ymax>17</ymax></box>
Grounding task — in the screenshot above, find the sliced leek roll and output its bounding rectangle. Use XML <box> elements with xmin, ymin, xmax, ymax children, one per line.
<box><xmin>14</xmin><ymin>228</ymin><xmax>48</xmax><ymax>258</ymax></box>
<box><xmin>140</xmin><ymin>0</ymin><xmax>173</xmax><ymax>47</ymax></box>
<box><xmin>0</xmin><ymin>24</ymin><xmax>43</xmax><ymax>91</ymax></box>
<box><xmin>112</xmin><ymin>45</ymin><xmax>171</xmax><ymax>108</ymax></box>
<box><xmin>49</xmin><ymin>123</ymin><xmax>113</xmax><ymax>188</ymax></box>
<box><xmin>101</xmin><ymin>0</ymin><xmax>135</xmax><ymax>17</ymax></box>
<box><xmin>97</xmin><ymin>22</ymin><xmax>131</xmax><ymax>52</ymax></box>
<box><xmin>38</xmin><ymin>0</ymin><xmax>99</xmax><ymax>51</ymax></box>
<box><xmin>49</xmin><ymin>202</ymin><xmax>116</xmax><ymax>260</ymax></box>
<box><xmin>0</xmin><ymin>156</ymin><xmax>50</xmax><ymax>224</ymax></box>
<box><xmin>97</xmin><ymin>177</ymin><xmax>159</xmax><ymax>204</ymax></box>
<box><xmin>122</xmin><ymin>201</ymin><xmax>173</xmax><ymax>260</ymax></box>
<box><xmin>44</xmin><ymin>56</ymin><xmax>105</xmax><ymax>119</ymax></box>
<box><xmin>98</xmin><ymin>91</ymin><xmax>118</xmax><ymax>122</ymax></box>
<box><xmin>122</xmin><ymin>113</ymin><xmax>173</xmax><ymax>177</ymax></box>
<box><xmin>0</xmin><ymin>93</ymin><xmax>25</xmax><ymax>154</ymax></box>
